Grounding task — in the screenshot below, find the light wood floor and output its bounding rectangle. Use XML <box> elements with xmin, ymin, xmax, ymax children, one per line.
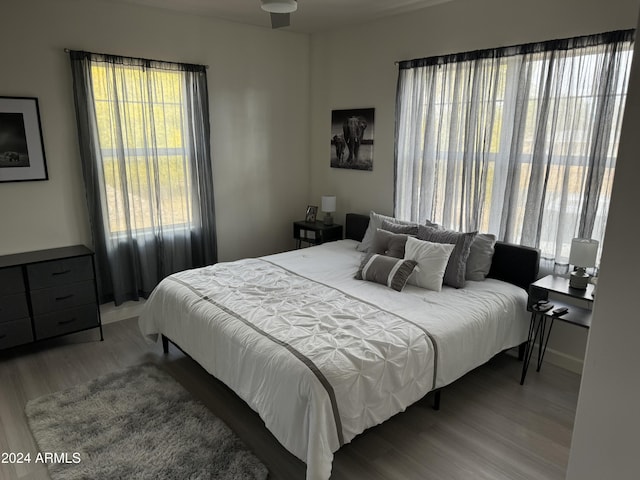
<box><xmin>0</xmin><ymin>318</ymin><xmax>580</xmax><ymax>480</ymax></box>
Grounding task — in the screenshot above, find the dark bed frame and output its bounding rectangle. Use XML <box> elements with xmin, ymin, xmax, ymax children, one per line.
<box><xmin>162</xmin><ymin>213</ymin><xmax>540</xmax><ymax>411</ymax></box>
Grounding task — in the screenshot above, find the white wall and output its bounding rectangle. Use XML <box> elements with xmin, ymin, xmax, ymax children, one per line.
<box><xmin>566</xmin><ymin>8</ymin><xmax>640</xmax><ymax>479</ymax></box>
<box><xmin>308</xmin><ymin>0</ymin><xmax>640</xmax><ymax>369</ymax></box>
<box><xmin>0</xmin><ymin>0</ymin><xmax>310</xmax><ymax>261</ymax></box>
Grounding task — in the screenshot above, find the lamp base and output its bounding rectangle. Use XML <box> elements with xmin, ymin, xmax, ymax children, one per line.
<box><xmin>569</xmin><ymin>268</ymin><xmax>589</xmax><ymax>290</ymax></box>
<box><xmin>323</xmin><ymin>213</ymin><xmax>334</xmax><ymax>226</ymax></box>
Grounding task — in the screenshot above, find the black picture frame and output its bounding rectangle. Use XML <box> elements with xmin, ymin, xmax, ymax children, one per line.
<box><xmin>305</xmin><ymin>205</ymin><xmax>318</xmax><ymax>222</ymax></box>
<box><xmin>0</xmin><ymin>96</ymin><xmax>48</xmax><ymax>183</ymax></box>
<box><xmin>330</xmin><ymin>107</ymin><xmax>375</xmax><ymax>171</ymax></box>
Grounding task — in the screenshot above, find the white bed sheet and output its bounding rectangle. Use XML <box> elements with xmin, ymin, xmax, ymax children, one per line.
<box><xmin>139</xmin><ymin>239</ymin><xmax>529</xmax><ymax>480</ymax></box>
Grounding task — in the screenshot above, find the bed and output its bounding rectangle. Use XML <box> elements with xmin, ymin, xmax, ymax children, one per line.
<box><xmin>138</xmin><ymin>213</ymin><xmax>540</xmax><ymax>480</ymax></box>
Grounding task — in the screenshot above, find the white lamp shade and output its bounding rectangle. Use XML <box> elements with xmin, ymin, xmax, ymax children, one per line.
<box><xmin>261</xmin><ymin>0</ymin><xmax>297</xmax><ymax>13</ymax></box>
<box><xmin>321</xmin><ymin>196</ymin><xmax>336</xmax><ymax>213</ymax></box>
<box><xmin>569</xmin><ymin>238</ymin><xmax>599</xmax><ymax>268</ymax></box>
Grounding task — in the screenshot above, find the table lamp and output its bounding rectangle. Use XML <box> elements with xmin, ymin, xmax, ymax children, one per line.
<box><xmin>321</xmin><ymin>196</ymin><xmax>336</xmax><ymax>225</ymax></box>
<box><xmin>260</xmin><ymin>1</ymin><xmax>297</xmax><ymax>13</ymax></box>
<box><xmin>569</xmin><ymin>238</ymin><xmax>599</xmax><ymax>289</ymax></box>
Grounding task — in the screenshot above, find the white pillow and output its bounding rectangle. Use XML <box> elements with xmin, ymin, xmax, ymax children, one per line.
<box><xmin>357</xmin><ymin>211</ymin><xmax>417</xmax><ymax>252</ymax></box>
<box><xmin>404</xmin><ymin>236</ymin><xmax>455</xmax><ymax>292</ymax></box>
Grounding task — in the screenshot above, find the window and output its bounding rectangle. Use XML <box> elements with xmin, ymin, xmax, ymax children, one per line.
<box><xmin>70</xmin><ymin>51</ymin><xmax>217</xmax><ymax>304</ymax></box>
<box><xmin>91</xmin><ymin>65</ymin><xmax>192</xmax><ymax>235</ymax></box>
<box><xmin>395</xmin><ymin>30</ymin><xmax>634</xmax><ymax>266</ymax></box>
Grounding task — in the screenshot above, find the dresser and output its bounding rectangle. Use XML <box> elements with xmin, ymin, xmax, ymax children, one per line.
<box><xmin>0</xmin><ymin>245</ymin><xmax>103</xmax><ymax>351</ymax></box>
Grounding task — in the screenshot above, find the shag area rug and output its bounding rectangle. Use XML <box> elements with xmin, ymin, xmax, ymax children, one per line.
<box><xmin>25</xmin><ymin>364</ymin><xmax>268</xmax><ymax>480</ymax></box>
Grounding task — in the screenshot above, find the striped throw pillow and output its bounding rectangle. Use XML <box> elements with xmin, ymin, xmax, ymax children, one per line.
<box><xmin>355</xmin><ymin>253</ymin><xmax>417</xmax><ymax>292</ymax></box>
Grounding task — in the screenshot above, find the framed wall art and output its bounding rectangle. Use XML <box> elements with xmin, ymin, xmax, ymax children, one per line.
<box><xmin>0</xmin><ymin>96</ymin><xmax>48</xmax><ymax>182</ymax></box>
<box><xmin>305</xmin><ymin>205</ymin><xmax>318</xmax><ymax>222</ymax></box>
<box><xmin>330</xmin><ymin>107</ymin><xmax>375</xmax><ymax>171</ymax></box>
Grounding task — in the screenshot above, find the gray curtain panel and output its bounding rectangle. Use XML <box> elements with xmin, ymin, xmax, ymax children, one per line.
<box><xmin>69</xmin><ymin>51</ymin><xmax>217</xmax><ymax>305</ymax></box>
<box><xmin>395</xmin><ymin>30</ymin><xmax>634</xmax><ymax>268</ymax></box>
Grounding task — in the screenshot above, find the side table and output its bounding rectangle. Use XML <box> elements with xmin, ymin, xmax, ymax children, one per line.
<box><xmin>520</xmin><ymin>274</ymin><xmax>594</xmax><ymax>385</ymax></box>
<box><xmin>293</xmin><ymin>221</ymin><xmax>343</xmax><ymax>248</ymax></box>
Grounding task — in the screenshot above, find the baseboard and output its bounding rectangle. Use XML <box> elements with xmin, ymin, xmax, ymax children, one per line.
<box><xmin>537</xmin><ymin>346</ymin><xmax>585</xmax><ymax>374</ymax></box>
<box><xmin>99</xmin><ymin>300</ymin><xmax>146</xmax><ymax>325</ymax></box>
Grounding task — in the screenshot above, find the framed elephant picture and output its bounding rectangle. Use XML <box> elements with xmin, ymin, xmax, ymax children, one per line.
<box><xmin>330</xmin><ymin>108</ymin><xmax>374</xmax><ymax>171</ymax></box>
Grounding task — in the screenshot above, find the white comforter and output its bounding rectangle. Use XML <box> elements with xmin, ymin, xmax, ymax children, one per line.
<box><xmin>139</xmin><ymin>240</ymin><xmax>529</xmax><ymax>480</ymax></box>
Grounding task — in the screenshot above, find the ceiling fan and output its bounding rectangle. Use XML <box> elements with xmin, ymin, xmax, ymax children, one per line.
<box><xmin>260</xmin><ymin>0</ymin><xmax>297</xmax><ymax>29</ymax></box>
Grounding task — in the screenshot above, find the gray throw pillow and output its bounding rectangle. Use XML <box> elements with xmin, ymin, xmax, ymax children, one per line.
<box><xmin>425</xmin><ymin>219</ymin><xmax>440</xmax><ymax>228</ymax></box>
<box><xmin>370</xmin><ymin>228</ymin><xmax>409</xmax><ymax>258</ymax></box>
<box><xmin>355</xmin><ymin>253</ymin><xmax>417</xmax><ymax>292</ymax></box>
<box><xmin>380</xmin><ymin>219</ymin><xmax>419</xmax><ymax>236</ymax></box>
<box><xmin>466</xmin><ymin>233</ymin><xmax>497</xmax><ymax>281</ymax></box>
<box><xmin>357</xmin><ymin>211</ymin><xmax>417</xmax><ymax>252</ymax></box>
<box><xmin>417</xmin><ymin>225</ymin><xmax>477</xmax><ymax>288</ymax></box>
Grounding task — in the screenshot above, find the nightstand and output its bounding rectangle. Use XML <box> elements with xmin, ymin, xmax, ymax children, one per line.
<box><xmin>520</xmin><ymin>275</ymin><xmax>594</xmax><ymax>384</ymax></box>
<box><xmin>293</xmin><ymin>221</ymin><xmax>343</xmax><ymax>248</ymax></box>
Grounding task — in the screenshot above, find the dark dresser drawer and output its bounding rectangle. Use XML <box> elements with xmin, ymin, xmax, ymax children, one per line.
<box><xmin>30</xmin><ymin>281</ymin><xmax>96</xmax><ymax>316</ymax></box>
<box><xmin>0</xmin><ymin>245</ymin><xmax>102</xmax><ymax>350</ymax></box>
<box><xmin>27</xmin><ymin>256</ymin><xmax>93</xmax><ymax>290</ymax></box>
<box><xmin>0</xmin><ymin>292</ymin><xmax>29</xmax><ymax>323</ymax></box>
<box><xmin>0</xmin><ymin>318</ymin><xmax>33</xmax><ymax>349</ymax></box>
<box><xmin>0</xmin><ymin>267</ymin><xmax>25</xmax><ymax>294</ymax></box>
<box><xmin>33</xmin><ymin>304</ymin><xmax>98</xmax><ymax>340</ymax></box>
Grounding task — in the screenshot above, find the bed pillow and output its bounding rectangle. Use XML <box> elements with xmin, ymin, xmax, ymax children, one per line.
<box><xmin>425</xmin><ymin>219</ymin><xmax>440</xmax><ymax>228</ymax></box>
<box><xmin>404</xmin><ymin>236</ymin><xmax>455</xmax><ymax>292</ymax></box>
<box><xmin>357</xmin><ymin>211</ymin><xmax>417</xmax><ymax>252</ymax></box>
<box><xmin>355</xmin><ymin>254</ymin><xmax>417</xmax><ymax>292</ymax></box>
<box><xmin>370</xmin><ymin>228</ymin><xmax>409</xmax><ymax>259</ymax></box>
<box><xmin>380</xmin><ymin>219</ymin><xmax>419</xmax><ymax>236</ymax></box>
<box><xmin>466</xmin><ymin>233</ymin><xmax>497</xmax><ymax>281</ymax></box>
<box><xmin>417</xmin><ymin>225</ymin><xmax>477</xmax><ymax>288</ymax></box>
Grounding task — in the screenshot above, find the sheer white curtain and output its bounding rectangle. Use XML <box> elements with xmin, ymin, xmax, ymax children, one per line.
<box><xmin>395</xmin><ymin>31</ymin><xmax>634</xmax><ymax>268</ymax></box>
<box><xmin>70</xmin><ymin>51</ymin><xmax>217</xmax><ymax>305</ymax></box>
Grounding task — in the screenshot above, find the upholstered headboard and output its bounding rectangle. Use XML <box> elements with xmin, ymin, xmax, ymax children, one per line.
<box><xmin>345</xmin><ymin>213</ymin><xmax>540</xmax><ymax>290</ymax></box>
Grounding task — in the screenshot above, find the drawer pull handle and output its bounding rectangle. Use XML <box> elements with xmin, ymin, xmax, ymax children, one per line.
<box><xmin>52</xmin><ymin>270</ymin><xmax>71</xmax><ymax>276</ymax></box>
<box><xmin>58</xmin><ymin>318</ymin><xmax>77</xmax><ymax>326</ymax></box>
<box><xmin>55</xmin><ymin>294</ymin><xmax>74</xmax><ymax>301</ymax></box>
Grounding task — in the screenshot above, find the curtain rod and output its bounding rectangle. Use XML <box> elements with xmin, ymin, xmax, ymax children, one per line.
<box><xmin>63</xmin><ymin>48</ymin><xmax>209</xmax><ymax>69</ymax></box>
<box><xmin>394</xmin><ymin>28</ymin><xmax>634</xmax><ymax>68</ymax></box>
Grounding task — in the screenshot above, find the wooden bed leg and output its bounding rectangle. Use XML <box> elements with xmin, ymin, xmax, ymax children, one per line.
<box><xmin>162</xmin><ymin>335</ymin><xmax>169</xmax><ymax>354</ymax></box>
<box><xmin>518</xmin><ymin>342</ymin><xmax>526</xmax><ymax>361</ymax></box>
<box><xmin>433</xmin><ymin>390</ymin><xmax>441</xmax><ymax>411</ymax></box>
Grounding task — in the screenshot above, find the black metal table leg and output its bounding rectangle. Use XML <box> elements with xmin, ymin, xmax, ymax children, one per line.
<box><xmin>520</xmin><ymin>312</ymin><xmax>541</xmax><ymax>385</ymax></box>
<box><xmin>521</xmin><ymin>309</ymin><xmax>561</xmax><ymax>383</ymax></box>
<box><xmin>537</xmin><ymin>317</ymin><xmax>556</xmax><ymax>371</ymax></box>
<box><xmin>536</xmin><ymin>316</ymin><xmax>546</xmax><ymax>371</ymax></box>
<box><xmin>520</xmin><ymin>312</ymin><xmax>551</xmax><ymax>385</ymax></box>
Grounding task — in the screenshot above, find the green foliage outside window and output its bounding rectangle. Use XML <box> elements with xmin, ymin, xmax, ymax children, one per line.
<box><xmin>90</xmin><ymin>65</ymin><xmax>192</xmax><ymax>234</ymax></box>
